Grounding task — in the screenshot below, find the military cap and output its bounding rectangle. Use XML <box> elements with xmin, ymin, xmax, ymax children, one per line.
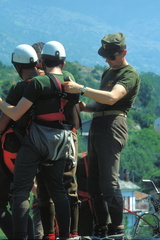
<box><xmin>98</xmin><ymin>32</ymin><xmax>126</xmax><ymax>58</ymax></box>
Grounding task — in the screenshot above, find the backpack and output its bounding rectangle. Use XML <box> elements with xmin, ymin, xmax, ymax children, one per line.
<box><xmin>1</xmin><ymin>127</ymin><xmax>28</xmax><ymax>173</ymax></box>
<box><xmin>77</xmin><ymin>152</ymin><xmax>94</xmax><ymax>216</ymax></box>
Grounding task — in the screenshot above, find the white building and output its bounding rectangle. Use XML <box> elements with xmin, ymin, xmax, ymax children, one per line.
<box><xmin>119</xmin><ymin>179</ymin><xmax>141</xmax><ymax>229</ymax></box>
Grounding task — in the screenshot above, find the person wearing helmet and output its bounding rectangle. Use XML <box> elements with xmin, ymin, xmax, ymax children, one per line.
<box><xmin>32</xmin><ymin>42</ymin><xmax>45</xmax><ymax>76</ymax></box>
<box><xmin>11</xmin><ymin>43</ymin><xmax>38</xmax><ymax>78</ymax></box>
<box><xmin>32</xmin><ymin>42</ymin><xmax>45</xmax><ymax>60</ymax></box>
<box><xmin>0</xmin><ymin>44</ymin><xmax>39</xmax><ymax>239</ymax></box>
<box><xmin>31</xmin><ymin>41</ymin><xmax>80</xmax><ymax>240</ymax></box>
<box><xmin>31</xmin><ymin>42</ymin><xmax>46</xmax><ymax>239</ymax></box>
<box><xmin>0</xmin><ymin>41</ymin><xmax>79</xmax><ymax>240</ymax></box>
<box><xmin>62</xmin><ymin>32</ymin><xmax>140</xmax><ymax>238</ymax></box>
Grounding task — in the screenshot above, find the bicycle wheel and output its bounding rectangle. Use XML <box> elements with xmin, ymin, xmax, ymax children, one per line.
<box><xmin>131</xmin><ymin>212</ymin><xmax>159</xmax><ymax>238</ymax></box>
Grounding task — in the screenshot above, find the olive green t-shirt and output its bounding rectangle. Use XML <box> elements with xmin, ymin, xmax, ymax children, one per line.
<box><xmin>95</xmin><ymin>65</ymin><xmax>140</xmax><ymax>113</ymax></box>
<box><xmin>23</xmin><ymin>71</ymin><xmax>76</xmax><ymax>117</ymax></box>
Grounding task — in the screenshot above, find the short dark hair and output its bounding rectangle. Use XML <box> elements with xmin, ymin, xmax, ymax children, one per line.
<box><xmin>43</xmin><ymin>59</ymin><xmax>64</xmax><ymax>68</ymax></box>
<box><xmin>32</xmin><ymin>42</ymin><xmax>45</xmax><ymax>55</ymax></box>
<box><xmin>14</xmin><ymin>62</ymin><xmax>37</xmax><ymax>69</ymax></box>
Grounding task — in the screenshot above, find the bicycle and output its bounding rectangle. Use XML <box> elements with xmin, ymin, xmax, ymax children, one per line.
<box><xmin>131</xmin><ymin>179</ymin><xmax>160</xmax><ymax>239</ymax></box>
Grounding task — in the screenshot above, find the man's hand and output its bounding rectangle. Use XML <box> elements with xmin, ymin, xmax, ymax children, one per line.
<box><xmin>62</xmin><ymin>82</ymin><xmax>83</xmax><ymax>94</ymax></box>
<box><xmin>79</xmin><ymin>101</ymin><xmax>86</xmax><ymax>111</ymax></box>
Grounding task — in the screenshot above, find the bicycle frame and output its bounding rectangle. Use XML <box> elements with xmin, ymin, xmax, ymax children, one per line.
<box><xmin>130</xmin><ymin>179</ymin><xmax>160</xmax><ymax>238</ymax></box>
<box><xmin>131</xmin><ymin>212</ymin><xmax>160</xmax><ymax>238</ymax></box>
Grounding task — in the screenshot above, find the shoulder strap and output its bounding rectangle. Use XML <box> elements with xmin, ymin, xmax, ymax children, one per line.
<box><xmin>47</xmin><ymin>73</ymin><xmax>68</xmax><ymax>100</ymax></box>
<box><xmin>47</xmin><ymin>74</ymin><xmax>68</xmax><ymax>122</ymax></box>
<box><xmin>47</xmin><ymin>73</ymin><xmax>62</xmax><ymax>92</ymax></box>
<box><xmin>47</xmin><ymin>73</ymin><xmax>81</xmax><ymax>130</ymax></box>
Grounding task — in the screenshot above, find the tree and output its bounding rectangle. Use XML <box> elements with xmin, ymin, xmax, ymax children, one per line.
<box><xmin>138</xmin><ymin>77</ymin><xmax>153</xmax><ymax>107</ymax></box>
<box><xmin>121</xmin><ymin>128</ymin><xmax>160</xmax><ymax>191</ymax></box>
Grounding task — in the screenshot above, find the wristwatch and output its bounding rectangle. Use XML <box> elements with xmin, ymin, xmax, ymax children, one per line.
<box><xmin>81</xmin><ymin>86</ymin><xmax>87</xmax><ymax>95</ymax></box>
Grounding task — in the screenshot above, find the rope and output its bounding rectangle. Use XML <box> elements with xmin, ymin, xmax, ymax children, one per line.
<box><xmin>124</xmin><ymin>207</ymin><xmax>159</xmax><ymax>231</ymax></box>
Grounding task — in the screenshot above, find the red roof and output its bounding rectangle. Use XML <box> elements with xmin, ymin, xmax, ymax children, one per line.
<box><xmin>134</xmin><ymin>191</ymin><xmax>148</xmax><ymax>200</ymax></box>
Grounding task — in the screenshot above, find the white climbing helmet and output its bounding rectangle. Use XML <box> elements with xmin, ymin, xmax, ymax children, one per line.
<box><xmin>41</xmin><ymin>41</ymin><xmax>66</xmax><ymax>60</ymax></box>
<box><xmin>11</xmin><ymin>44</ymin><xmax>38</xmax><ymax>64</ymax></box>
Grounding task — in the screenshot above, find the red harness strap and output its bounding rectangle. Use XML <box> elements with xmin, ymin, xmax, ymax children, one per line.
<box><xmin>1</xmin><ymin>128</ymin><xmax>16</xmax><ymax>173</ymax></box>
<box><xmin>78</xmin><ymin>189</ymin><xmax>94</xmax><ymax>216</ymax></box>
<box><xmin>1</xmin><ymin>127</ymin><xmax>29</xmax><ymax>174</ymax></box>
<box><xmin>36</xmin><ymin>112</ymin><xmax>66</xmax><ymax>122</ymax></box>
<box><xmin>2</xmin><ymin>150</ymin><xmax>16</xmax><ymax>174</ymax></box>
<box><xmin>36</xmin><ymin>75</ymin><xmax>67</xmax><ymax>122</ymax></box>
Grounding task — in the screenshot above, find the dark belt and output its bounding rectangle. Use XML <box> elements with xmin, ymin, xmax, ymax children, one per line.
<box><xmin>93</xmin><ymin>110</ymin><xmax>127</xmax><ymax>119</ymax></box>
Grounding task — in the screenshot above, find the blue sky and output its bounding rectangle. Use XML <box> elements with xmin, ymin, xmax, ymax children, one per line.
<box><xmin>41</xmin><ymin>0</ymin><xmax>160</xmax><ymax>43</ymax></box>
<box><xmin>48</xmin><ymin>0</ymin><xmax>160</xmax><ymax>26</ymax></box>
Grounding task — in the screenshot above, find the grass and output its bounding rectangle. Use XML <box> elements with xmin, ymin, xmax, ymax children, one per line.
<box><xmin>0</xmin><ymin>229</ymin><xmax>7</xmax><ymax>239</ymax></box>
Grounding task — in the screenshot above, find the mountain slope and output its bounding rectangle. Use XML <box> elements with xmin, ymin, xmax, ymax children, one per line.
<box><xmin>1</xmin><ymin>0</ymin><xmax>160</xmax><ymax>74</ymax></box>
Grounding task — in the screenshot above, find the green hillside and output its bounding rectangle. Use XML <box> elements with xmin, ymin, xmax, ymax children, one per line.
<box><xmin>1</xmin><ymin>60</ymin><xmax>160</xmax><ymax>193</ymax></box>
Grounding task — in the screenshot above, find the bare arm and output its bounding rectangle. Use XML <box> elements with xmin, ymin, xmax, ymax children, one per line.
<box><xmin>62</xmin><ymin>81</ymin><xmax>127</xmax><ymax>105</ymax></box>
<box><xmin>79</xmin><ymin>101</ymin><xmax>98</xmax><ymax>112</ymax></box>
<box><xmin>0</xmin><ymin>97</ymin><xmax>33</xmax><ymax>121</ymax></box>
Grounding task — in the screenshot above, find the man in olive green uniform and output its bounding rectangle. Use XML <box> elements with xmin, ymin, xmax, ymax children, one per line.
<box><xmin>62</xmin><ymin>32</ymin><xmax>140</xmax><ymax>238</ymax></box>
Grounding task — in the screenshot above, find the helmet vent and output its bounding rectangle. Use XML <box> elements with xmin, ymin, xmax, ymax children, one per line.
<box><xmin>30</xmin><ymin>57</ymin><xmax>34</xmax><ymax>63</ymax></box>
<box><xmin>55</xmin><ymin>51</ymin><xmax>60</xmax><ymax>58</ymax></box>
